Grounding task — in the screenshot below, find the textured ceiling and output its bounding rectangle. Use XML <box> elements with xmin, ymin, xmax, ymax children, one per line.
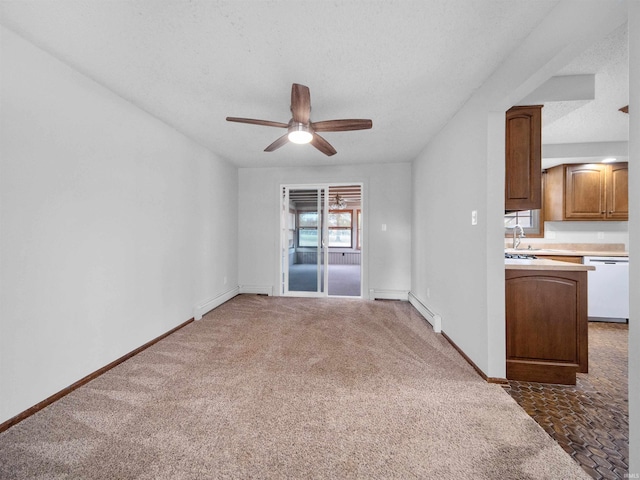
<box><xmin>543</xmin><ymin>23</ymin><xmax>629</xmax><ymax>145</ymax></box>
<box><xmin>1</xmin><ymin>1</ymin><xmax>625</xmax><ymax>168</ymax></box>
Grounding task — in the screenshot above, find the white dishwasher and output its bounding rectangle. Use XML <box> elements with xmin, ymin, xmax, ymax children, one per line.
<box><xmin>583</xmin><ymin>256</ymin><xmax>629</xmax><ymax>322</ymax></box>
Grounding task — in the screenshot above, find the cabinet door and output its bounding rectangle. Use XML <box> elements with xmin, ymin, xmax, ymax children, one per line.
<box><xmin>606</xmin><ymin>163</ymin><xmax>628</xmax><ymax>220</ymax></box>
<box><xmin>506</xmin><ymin>270</ymin><xmax>588</xmax><ymax>384</ymax></box>
<box><xmin>564</xmin><ymin>164</ymin><xmax>606</xmax><ymax>219</ymax></box>
<box><xmin>505</xmin><ymin>106</ymin><xmax>542</xmax><ymax>211</ymax></box>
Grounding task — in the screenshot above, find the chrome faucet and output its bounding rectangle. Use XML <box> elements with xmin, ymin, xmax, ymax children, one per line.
<box><xmin>512</xmin><ymin>224</ymin><xmax>525</xmax><ymax>249</ymax></box>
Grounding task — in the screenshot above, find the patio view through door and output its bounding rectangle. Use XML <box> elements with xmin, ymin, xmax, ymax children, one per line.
<box><xmin>282</xmin><ymin>186</ymin><xmax>327</xmax><ymax>296</ymax></box>
<box><xmin>281</xmin><ymin>184</ymin><xmax>362</xmax><ymax>297</ymax></box>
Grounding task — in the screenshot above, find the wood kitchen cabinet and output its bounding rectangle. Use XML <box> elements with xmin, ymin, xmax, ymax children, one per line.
<box><xmin>534</xmin><ymin>255</ymin><xmax>583</xmax><ymax>264</ymax></box>
<box><xmin>606</xmin><ymin>163</ymin><xmax>629</xmax><ymax>220</ymax></box>
<box><xmin>544</xmin><ymin>162</ymin><xmax>628</xmax><ymax>221</ymax></box>
<box><xmin>505</xmin><ymin>105</ymin><xmax>542</xmax><ymax>211</ymax></box>
<box><xmin>506</xmin><ymin>269</ymin><xmax>588</xmax><ymax>385</ymax></box>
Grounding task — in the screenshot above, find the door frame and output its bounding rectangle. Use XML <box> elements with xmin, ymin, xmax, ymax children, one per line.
<box><xmin>280</xmin><ymin>182</ymin><xmax>364</xmax><ymax>298</ymax></box>
<box><xmin>281</xmin><ymin>184</ymin><xmax>329</xmax><ymax>297</ymax></box>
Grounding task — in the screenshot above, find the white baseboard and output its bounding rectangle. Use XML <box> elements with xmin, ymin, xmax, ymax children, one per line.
<box><xmin>238</xmin><ymin>284</ymin><xmax>274</xmax><ymax>296</ymax></box>
<box><xmin>368</xmin><ymin>289</ymin><xmax>409</xmax><ymax>301</ymax></box>
<box><xmin>194</xmin><ymin>286</ymin><xmax>239</xmax><ymax>320</ymax></box>
<box><xmin>408</xmin><ymin>292</ymin><xmax>442</xmax><ymax>333</ymax></box>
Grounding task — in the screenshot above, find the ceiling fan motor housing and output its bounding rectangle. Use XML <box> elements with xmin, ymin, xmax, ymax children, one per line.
<box><xmin>226</xmin><ymin>83</ymin><xmax>372</xmax><ymax>156</ymax></box>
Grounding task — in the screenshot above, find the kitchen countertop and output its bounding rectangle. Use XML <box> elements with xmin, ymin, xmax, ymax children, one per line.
<box><xmin>505</xmin><ymin>258</ymin><xmax>595</xmax><ymax>271</ymax></box>
<box><xmin>504</xmin><ymin>248</ymin><xmax>628</xmax><ymax>257</ymax></box>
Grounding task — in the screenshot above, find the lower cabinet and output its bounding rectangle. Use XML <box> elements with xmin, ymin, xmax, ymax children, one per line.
<box><xmin>506</xmin><ymin>269</ymin><xmax>588</xmax><ymax>385</ymax></box>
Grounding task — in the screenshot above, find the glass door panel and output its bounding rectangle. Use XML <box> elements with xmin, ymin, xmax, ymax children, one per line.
<box><xmin>283</xmin><ymin>186</ymin><xmax>328</xmax><ymax>296</ymax></box>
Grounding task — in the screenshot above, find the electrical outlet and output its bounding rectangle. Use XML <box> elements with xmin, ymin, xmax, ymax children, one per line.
<box><xmin>471</xmin><ymin>210</ymin><xmax>478</xmax><ymax>225</ymax></box>
<box><xmin>597</xmin><ymin>231</ymin><xmax>604</xmax><ymax>240</ymax></box>
<box><xmin>381</xmin><ymin>224</ymin><xmax>387</xmax><ymax>231</ymax></box>
<box><xmin>223</xmin><ymin>276</ymin><xmax>227</xmax><ymax>285</ymax></box>
<box><xmin>427</xmin><ymin>287</ymin><xmax>431</xmax><ymax>298</ymax></box>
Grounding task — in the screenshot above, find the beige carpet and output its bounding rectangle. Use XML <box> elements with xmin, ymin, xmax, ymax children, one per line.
<box><xmin>0</xmin><ymin>295</ymin><xmax>589</xmax><ymax>479</ymax></box>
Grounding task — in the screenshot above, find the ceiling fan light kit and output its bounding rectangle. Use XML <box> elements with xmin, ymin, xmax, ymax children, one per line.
<box><xmin>287</xmin><ymin>123</ymin><xmax>313</xmax><ymax>144</ymax></box>
<box><xmin>330</xmin><ymin>194</ymin><xmax>347</xmax><ymax>210</ymax></box>
<box><xmin>226</xmin><ymin>83</ymin><xmax>372</xmax><ymax>156</ymax></box>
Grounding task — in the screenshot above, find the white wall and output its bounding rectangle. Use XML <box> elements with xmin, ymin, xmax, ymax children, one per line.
<box><xmin>0</xmin><ymin>27</ymin><xmax>238</xmax><ymax>423</ymax></box>
<box><xmin>543</xmin><ymin>221</ymin><xmax>628</xmax><ymax>248</ymax></box>
<box><xmin>412</xmin><ymin>100</ymin><xmax>498</xmax><ymax>374</ymax></box>
<box><xmin>238</xmin><ymin>163</ymin><xmax>412</xmax><ymax>297</ymax></box>
<box><xmin>627</xmin><ymin>3</ymin><xmax>639</xmax><ymax>476</ymax></box>
<box><xmin>411</xmin><ymin>1</ymin><xmax>628</xmax><ymax>378</ymax></box>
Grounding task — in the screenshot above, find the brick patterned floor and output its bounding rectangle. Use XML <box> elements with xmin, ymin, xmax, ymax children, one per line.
<box><xmin>507</xmin><ymin>322</ymin><xmax>628</xmax><ymax>480</ymax></box>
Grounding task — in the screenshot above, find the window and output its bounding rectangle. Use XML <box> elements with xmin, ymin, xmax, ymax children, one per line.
<box><xmin>298</xmin><ymin>212</ymin><xmax>318</xmax><ymax>247</ymax></box>
<box><xmin>297</xmin><ymin>210</ymin><xmax>355</xmax><ymax>248</ymax></box>
<box><xmin>328</xmin><ymin>211</ymin><xmax>352</xmax><ymax>247</ymax></box>
<box><xmin>504</xmin><ymin>209</ymin><xmax>543</xmax><ymax>238</ymax></box>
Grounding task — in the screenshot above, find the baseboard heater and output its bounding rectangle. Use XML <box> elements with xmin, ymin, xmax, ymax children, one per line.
<box><xmin>238</xmin><ymin>285</ymin><xmax>274</xmax><ymax>296</ymax></box>
<box><xmin>194</xmin><ymin>286</ymin><xmax>240</xmax><ymax>320</ymax></box>
<box><xmin>408</xmin><ymin>292</ymin><xmax>442</xmax><ymax>333</ymax></box>
<box><xmin>369</xmin><ymin>289</ymin><xmax>409</xmax><ymax>301</ymax></box>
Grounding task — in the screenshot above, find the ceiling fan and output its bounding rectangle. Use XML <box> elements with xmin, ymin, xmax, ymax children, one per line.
<box><xmin>226</xmin><ymin>83</ymin><xmax>372</xmax><ymax>156</ymax></box>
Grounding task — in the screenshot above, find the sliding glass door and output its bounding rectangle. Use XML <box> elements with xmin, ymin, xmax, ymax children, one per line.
<box><xmin>282</xmin><ymin>186</ymin><xmax>328</xmax><ymax>296</ymax></box>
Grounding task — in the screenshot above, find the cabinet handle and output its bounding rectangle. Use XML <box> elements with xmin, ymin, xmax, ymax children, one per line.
<box><xmin>609</xmin><ymin>211</ymin><xmax>613</xmax><ymax>214</ymax></box>
<box><xmin>601</xmin><ymin>211</ymin><xmax>606</xmax><ymax>214</ymax></box>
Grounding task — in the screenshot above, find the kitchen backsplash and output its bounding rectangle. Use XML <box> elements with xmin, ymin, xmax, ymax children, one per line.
<box><xmin>506</xmin><ymin>220</ymin><xmax>629</xmax><ymax>250</ymax></box>
<box><xmin>503</xmin><ymin>240</ymin><xmax>627</xmax><ymax>252</ymax></box>
<box><xmin>544</xmin><ymin>221</ymin><xmax>628</xmax><ymax>248</ymax></box>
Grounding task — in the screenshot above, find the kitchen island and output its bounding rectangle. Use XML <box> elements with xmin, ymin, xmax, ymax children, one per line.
<box><xmin>505</xmin><ymin>258</ymin><xmax>595</xmax><ymax>385</ymax></box>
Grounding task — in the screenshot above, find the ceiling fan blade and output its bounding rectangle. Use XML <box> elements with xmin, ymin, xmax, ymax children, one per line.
<box><xmin>311</xmin><ymin>119</ymin><xmax>373</xmax><ymax>132</ymax></box>
<box><xmin>226</xmin><ymin>117</ymin><xmax>288</xmax><ymax>128</ymax></box>
<box><xmin>264</xmin><ymin>133</ymin><xmax>290</xmax><ymax>152</ymax></box>
<box><xmin>291</xmin><ymin>84</ymin><xmax>311</xmax><ymax>124</ymax></box>
<box><xmin>310</xmin><ymin>133</ymin><xmax>337</xmax><ymax>156</ymax></box>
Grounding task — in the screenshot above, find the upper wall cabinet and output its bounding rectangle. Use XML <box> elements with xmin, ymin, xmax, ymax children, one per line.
<box><xmin>606</xmin><ymin>163</ymin><xmax>630</xmax><ymax>220</ymax></box>
<box><xmin>505</xmin><ymin>105</ymin><xmax>543</xmax><ymax>211</ymax></box>
<box><xmin>544</xmin><ymin>162</ymin><xmax>628</xmax><ymax>221</ymax></box>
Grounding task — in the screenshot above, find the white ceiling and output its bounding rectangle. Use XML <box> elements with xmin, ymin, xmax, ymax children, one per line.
<box><xmin>541</xmin><ymin>23</ymin><xmax>629</xmax><ymax>167</ymax></box>
<box><xmin>0</xmin><ymin>1</ymin><xmax>627</xmax><ymax>169</ymax></box>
